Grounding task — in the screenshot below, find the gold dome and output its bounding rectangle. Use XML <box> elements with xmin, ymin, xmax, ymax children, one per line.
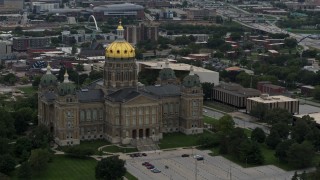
<box><xmin>105</xmin><ymin>20</ymin><xmax>135</xmax><ymax>59</ymax></box>
<box><xmin>105</xmin><ymin>41</ymin><xmax>135</xmax><ymax>59</ymax></box>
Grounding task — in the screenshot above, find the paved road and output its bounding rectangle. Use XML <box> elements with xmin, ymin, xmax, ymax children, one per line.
<box><xmin>203</xmin><ymin>107</ymin><xmax>270</xmax><ymax>134</ymax></box>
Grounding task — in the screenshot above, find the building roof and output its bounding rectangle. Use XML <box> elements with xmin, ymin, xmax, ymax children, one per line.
<box><xmin>107</xmin><ymin>88</ymin><xmax>140</xmax><ymax>102</ymax></box>
<box><xmin>143</xmin><ymin>84</ymin><xmax>181</xmax><ymax>97</ymax></box>
<box><xmin>294</xmin><ymin>113</ymin><xmax>320</xmax><ymax>125</ymax></box>
<box><xmin>263</xmin><ymin>83</ymin><xmax>284</xmax><ymax>89</ymax></box>
<box><xmin>77</xmin><ymin>89</ymin><xmax>104</xmax><ymax>102</ymax></box>
<box><xmin>247</xmin><ymin>95</ymin><xmax>298</xmax><ymax>103</ymax></box>
<box><xmin>214</xmin><ymin>82</ymin><xmax>261</xmax><ymax>97</ymax></box>
<box><xmin>93</xmin><ymin>3</ymin><xmax>143</xmax><ymax>12</ymax></box>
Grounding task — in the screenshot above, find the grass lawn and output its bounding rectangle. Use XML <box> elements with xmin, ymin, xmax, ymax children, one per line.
<box><xmin>204</xmin><ymin>101</ymin><xmax>235</xmax><ymax>113</ymax></box>
<box><xmin>203</xmin><ymin>115</ymin><xmax>218</xmax><ymax>125</ymax></box>
<box><xmin>59</xmin><ymin>140</ymin><xmax>111</xmax><ymax>155</ymax></box>
<box><xmin>18</xmin><ymin>86</ymin><xmax>37</xmax><ymax>96</ymax></box>
<box><xmin>158</xmin><ymin>130</ymin><xmax>211</xmax><ymax>149</ymax></box>
<box><xmin>124</xmin><ymin>171</ymin><xmax>138</xmax><ymax>180</ymax></box>
<box><xmin>32</xmin><ymin>155</ymin><xmax>97</xmax><ymax>180</ymax></box>
<box><xmin>102</xmin><ymin>145</ymin><xmax>138</xmax><ymax>153</ymax></box>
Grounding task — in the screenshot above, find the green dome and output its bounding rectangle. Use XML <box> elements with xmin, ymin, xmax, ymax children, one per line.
<box><xmin>58</xmin><ymin>83</ymin><xmax>76</xmax><ymax>96</ymax></box>
<box><xmin>40</xmin><ymin>74</ymin><xmax>57</xmax><ymax>87</ymax></box>
<box><xmin>159</xmin><ymin>68</ymin><xmax>176</xmax><ymax>80</ymax></box>
<box><xmin>183</xmin><ymin>74</ymin><xmax>201</xmax><ymax>88</ymax></box>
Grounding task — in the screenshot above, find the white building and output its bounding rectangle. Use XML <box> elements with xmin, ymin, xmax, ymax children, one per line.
<box><xmin>138</xmin><ymin>60</ymin><xmax>219</xmax><ymax>86</ymax></box>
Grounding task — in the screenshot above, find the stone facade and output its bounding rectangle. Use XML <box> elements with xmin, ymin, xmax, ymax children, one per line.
<box><xmin>38</xmin><ymin>24</ymin><xmax>203</xmax><ymax>146</ymax></box>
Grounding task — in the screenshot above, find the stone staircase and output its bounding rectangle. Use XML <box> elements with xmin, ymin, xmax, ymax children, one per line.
<box><xmin>131</xmin><ymin>138</ymin><xmax>159</xmax><ymax>152</ymax></box>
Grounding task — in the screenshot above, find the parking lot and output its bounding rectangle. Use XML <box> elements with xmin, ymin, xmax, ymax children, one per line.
<box><xmin>126</xmin><ymin>149</ymin><xmax>296</xmax><ymax>180</ymax></box>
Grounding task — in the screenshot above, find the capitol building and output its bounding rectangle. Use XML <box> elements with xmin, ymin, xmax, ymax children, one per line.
<box><xmin>38</xmin><ymin>22</ymin><xmax>204</xmax><ymax>146</ymax></box>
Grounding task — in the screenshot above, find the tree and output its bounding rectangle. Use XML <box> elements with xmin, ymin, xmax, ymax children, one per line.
<box><xmin>18</xmin><ymin>162</ymin><xmax>32</xmax><ymax>180</ymax></box>
<box><xmin>266</xmin><ymin>130</ymin><xmax>281</xmax><ymax>149</ymax></box>
<box><xmin>0</xmin><ymin>154</ymin><xmax>16</xmax><ymax>175</ymax></box>
<box><xmin>13</xmin><ymin>107</ymin><xmax>34</xmax><ymax>134</ymax></box>
<box><xmin>275</xmin><ymin>139</ymin><xmax>295</xmax><ymax>163</ymax></box>
<box><xmin>287</xmin><ymin>141</ymin><xmax>314</xmax><ymax>168</ymax></box>
<box><xmin>13</xmin><ymin>26</ymin><xmax>23</xmax><ymax>35</ymax></box>
<box><xmin>251</xmin><ymin>127</ymin><xmax>266</xmax><ymax>143</ymax></box>
<box><xmin>201</xmin><ymin>82</ymin><xmax>214</xmax><ymax>100</ymax></box>
<box><xmin>0</xmin><ymin>108</ymin><xmax>15</xmax><ymax>138</ymax></box>
<box><xmin>29</xmin><ymin>125</ymin><xmax>52</xmax><ymax>149</ymax></box>
<box><xmin>32</xmin><ymin>76</ymin><xmax>41</xmax><ymax>87</ymax></box>
<box><xmin>89</xmin><ymin>71</ymin><xmax>103</xmax><ymax>81</ymax></box>
<box><xmin>29</xmin><ymin>148</ymin><xmax>51</xmax><ymax>171</ymax></box>
<box><xmin>230</xmin><ymin>32</ymin><xmax>242</xmax><ymax>41</ymax></box>
<box><xmin>238</xmin><ymin>140</ymin><xmax>264</xmax><ymax>165</ymax></box>
<box><xmin>217</xmin><ymin>115</ymin><xmax>235</xmax><ymax>133</ymax></box>
<box><xmin>14</xmin><ymin>137</ymin><xmax>32</xmax><ymax>158</ymax></box>
<box><xmin>292</xmin><ymin>119</ymin><xmax>310</xmax><ymax>143</ymax></box>
<box><xmin>95</xmin><ymin>156</ymin><xmax>126</xmax><ymax>180</ymax></box>
<box><xmin>313</xmin><ymin>85</ymin><xmax>320</xmax><ymax>100</ymax></box>
<box><xmin>284</xmin><ymin>38</ymin><xmax>297</xmax><ymax>48</ymax></box>
<box><xmin>0</xmin><ymin>138</ymin><xmax>9</xmax><ymax>155</ymax></box>
<box><xmin>264</xmin><ymin>108</ymin><xmax>292</xmax><ymax>125</ymax></box>
<box><xmin>75</xmin><ymin>64</ymin><xmax>84</xmax><ymax>72</ymax></box>
<box><xmin>71</xmin><ymin>45</ymin><xmax>77</xmax><ymax>55</ymax></box>
<box><xmin>292</xmin><ymin>171</ymin><xmax>299</xmax><ymax>180</ymax></box>
<box><xmin>270</xmin><ymin>123</ymin><xmax>290</xmax><ymax>139</ymax></box>
<box><xmin>249</xmin><ymin>104</ymin><xmax>267</xmax><ymax>120</ymax></box>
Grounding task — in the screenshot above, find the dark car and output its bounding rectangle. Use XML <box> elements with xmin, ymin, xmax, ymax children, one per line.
<box><xmin>142</xmin><ymin>162</ymin><xmax>150</xmax><ymax>166</ymax></box>
<box><xmin>142</xmin><ymin>153</ymin><xmax>147</xmax><ymax>156</ymax></box>
<box><xmin>196</xmin><ymin>157</ymin><xmax>204</xmax><ymax>161</ymax></box>
<box><xmin>146</xmin><ymin>165</ymin><xmax>155</xmax><ymax>169</ymax></box>
<box><xmin>181</xmin><ymin>154</ymin><xmax>190</xmax><ymax>157</ymax></box>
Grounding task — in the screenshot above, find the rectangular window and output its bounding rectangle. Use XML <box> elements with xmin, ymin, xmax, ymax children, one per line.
<box><xmin>115</xmin><ymin>117</ymin><xmax>120</xmax><ymax>125</ymax></box>
<box><xmin>86</xmin><ymin>110</ymin><xmax>91</xmax><ymax>121</ymax></box>
<box><xmin>92</xmin><ymin>109</ymin><xmax>97</xmax><ymax>121</ymax></box>
<box><xmin>152</xmin><ymin>115</ymin><xmax>156</xmax><ymax>124</ymax></box>
<box><xmin>132</xmin><ymin>116</ymin><xmax>136</xmax><ymax>125</ymax></box>
<box><xmin>139</xmin><ymin>116</ymin><xmax>143</xmax><ymax>125</ymax></box>
<box><xmin>99</xmin><ymin>109</ymin><xmax>103</xmax><ymax>120</ymax></box>
<box><xmin>145</xmin><ymin>116</ymin><xmax>149</xmax><ymax>124</ymax></box>
<box><xmin>80</xmin><ymin>111</ymin><xmax>85</xmax><ymax>121</ymax></box>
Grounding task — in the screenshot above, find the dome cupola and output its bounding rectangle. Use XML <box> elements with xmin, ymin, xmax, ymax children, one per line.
<box><xmin>105</xmin><ymin>20</ymin><xmax>135</xmax><ymax>59</ymax></box>
<box><xmin>57</xmin><ymin>70</ymin><xmax>76</xmax><ymax>96</ymax></box>
<box><xmin>40</xmin><ymin>63</ymin><xmax>57</xmax><ymax>87</ymax></box>
<box><xmin>159</xmin><ymin>60</ymin><xmax>176</xmax><ymax>80</ymax></box>
<box><xmin>183</xmin><ymin>66</ymin><xmax>201</xmax><ymax>88</ymax></box>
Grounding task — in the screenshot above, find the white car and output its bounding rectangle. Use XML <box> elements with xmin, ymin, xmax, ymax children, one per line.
<box><xmin>193</xmin><ymin>155</ymin><xmax>203</xmax><ymax>159</ymax></box>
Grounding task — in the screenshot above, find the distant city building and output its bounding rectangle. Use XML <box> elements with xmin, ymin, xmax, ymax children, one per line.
<box><xmin>163</xmin><ymin>34</ymin><xmax>209</xmax><ymax>43</ymax></box>
<box><xmin>125</xmin><ymin>23</ymin><xmax>158</xmax><ymax>45</ymax></box>
<box><xmin>0</xmin><ymin>40</ymin><xmax>14</xmax><ymax>60</ymax></box>
<box><xmin>0</xmin><ymin>0</ymin><xmax>24</xmax><ymax>13</ymax></box>
<box><xmin>246</xmin><ymin>94</ymin><xmax>299</xmax><ymax>114</ymax></box>
<box><xmin>32</xmin><ymin>1</ymin><xmax>60</xmax><ymax>14</ymax></box>
<box><xmin>13</xmin><ymin>37</ymin><xmax>51</xmax><ymax>51</ymax></box>
<box><xmin>186</xmin><ymin>8</ymin><xmax>216</xmax><ymax>20</ymax></box>
<box><xmin>212</xmin><ymin>82</ymin><xmax>261</xmax><ymax>108</ymax></box>
<box><xmin>92</xmin><ymin>3</ymin><xmax>144</xmax><ymax>21</ymax></box>
<box><xmin>257</xmin><ymin>81</ymin><xmax>286</xmax><ymax>95</ymax></box>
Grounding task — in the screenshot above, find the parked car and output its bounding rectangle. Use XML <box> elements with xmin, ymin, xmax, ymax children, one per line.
<box><xmin>196</xmin><ymin>157</ymin><xmax>204</xmax><ymax>161</ymax></box>
<box><xmin>142</xmin><ymin>153</ymin><xmax>147</xmax><ymax>156</ymax></box>
<box><xmin>193</xmin><ymin>155</ymin><xmax>202</xmax><ymax>159</ymax></box>
<box><xmin>142</xmin><ymin>162</ymin><xmax>150</xmax><ymax>166</ymax></box>
<box><xmin>181</xmin><ymin>154</ymin><xmax>190</xmax><ymax>157</ymax></box>
<box><xmin>151</xmin><ymin>168</ymin><xmax>161</xmax><ymax>173</ymax></box>
<box><xmin>146</xmin><ymin>165</ymin><xmax>155</xmax><ymax>169</ymax></box>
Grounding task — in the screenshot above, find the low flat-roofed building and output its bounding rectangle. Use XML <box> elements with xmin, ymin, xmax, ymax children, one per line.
<box><xmin>301</xmin><ymin>85</ymin><xmax>315</xmax><ymax>97</ymax></box>
<box><xmin>294</xmin><ymin>113</ymin><xmax>320</xmax><ymax>126</ymax></box>
<box><xmin>246</xmin><ymin>94</ymin><xmax>299</xmax><ymax>114</ymax></box>
<box><xmin>213</xmin><ymin>82</ymin><xmax>261</xmax><ymax>108</ymax></box>
<box><xmin>138</xmin><ymin>60</ymin><xmax>219</xmax><ymax>86</ymax></box>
